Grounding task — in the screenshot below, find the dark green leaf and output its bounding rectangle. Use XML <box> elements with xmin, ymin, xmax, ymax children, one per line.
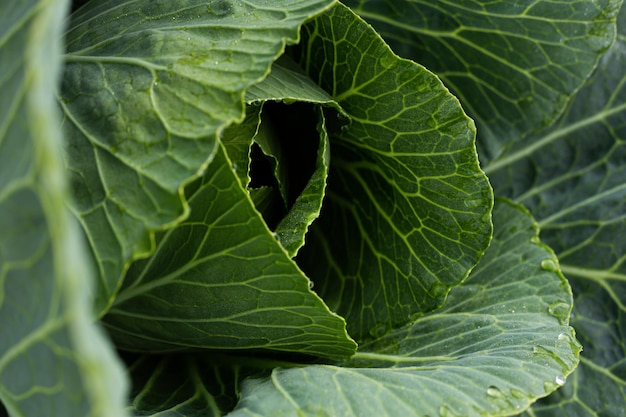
<box><xmin>345</xmin><ymin>0</ymin><xmax>621</xmax><ymax>162</ymax></box>
<box><xmin>126</xmin><ymin>353</ymin><xmax>264</xmax><ymax>417</ymax></box>
<box><xmin>292</xmin><ymin>3</ymin><xmax>493</xmax><ymax>340</ymax></box>
<box><xmin>227</xmin><ymin>200</ymin><xmax>580</xmax><ymax>417</ymax></box>
<box><xmin>486</xmin><ymin>5</ymin><xmax>626</xmax><ymax>415</ymax></box>
<box><xmin>59</xmin><ymin>0</ymin><xmax>336</xmax><ymax>314</ymax></box>
<box><xmin>103</xmin><ymin>144</ymin><xmax>356</xmax><ymax>360</ymax></box>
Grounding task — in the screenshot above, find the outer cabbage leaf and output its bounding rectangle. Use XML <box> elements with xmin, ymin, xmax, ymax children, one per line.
<box><xmin>344</xmin><ymin>0</ymin><xmax>621</xmax><ymax>162</ymax></box>
<box><xmin>226</xmin><ymin>200</ymin><xmax>580</xmax><ymax>417</ymax></box>
<box><xmin>59</xmin><ymin>0</ymin><xmax>336</xmax><ymax>314</ymax></box>
<box><xmin>292</xmin><ymin>3</ymin><xmax>493</xmax><ymax>341</ymax></box>
<box><xmin>486</xmin><ymin>4</ymin><xmax>626</xmax><ymax>415</ymax></box>
<box><xmin>0</xmin><ymin>0</ymin><xmax>128</xmax><ymax>415</ymax></box>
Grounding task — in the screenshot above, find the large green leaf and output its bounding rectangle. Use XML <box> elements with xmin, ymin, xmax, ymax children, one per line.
<box><xmin>486</xmin><ymin>4</ymin><xmax>626</xmax><ymax>415</ymax></box>
<box><xmin>344</xmin><ymin>0</ymin><xmax>621</xmax><ymax>162</ymax></box>
<box><xmin>103</xmin><ymin>143</ymin><xmax>356</xmax><ymax>359</ymax></box>
<box><xmin>292</xmin><ymin>3</ymin><xmax>493</xmax><ymax>341</ymax></box>
<box><xmin>226</xmin><ymin>200</ymin><xmax>580</xmax><ymax>417</ymax></box>
<box><xmin>59</xmin><ymin>0</ymin><xmax>336</xmax><ymax>314</ymax></box>
<box><xmin>0</xmin><ymin>0</ymin><xmax>128</xmax><ymax>415</ymax></box>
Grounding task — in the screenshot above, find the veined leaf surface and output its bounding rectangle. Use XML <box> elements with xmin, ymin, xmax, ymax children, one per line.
<box><xmin>104</xmin><ymin>143</ymin><xmax>356</xmax><ymax>359</ymax></box>
<box><xmin>486</xmin><ymin>4</ymin><xmax>626</xmax><ymax>415</ymax></box>
<box><xmin>345</xmin><ymin>0</ymin><xmax>621</xmax><ymax>162</ymax></box>
<box><xmin>292</xmin><ymin>3</ymin><xmax>493</xmax><ymax>341</ymax></box>
<box><xmin>103</xmin><ymin>55</ymin><xmax>357</xmax><ymax>358</ymax></box>
<box><xmin>59</xmin><ymin>0</ymin><xmax>336</xmax><ymax>314</ymax></box>
<box><xmin>227</xmin><ymin>200</ymin><xmax>580</xmax><ymax>417</ymax></box>
<box><xmin>0</xmin><ymin>0</ymin><xmax>128</xmax><ymax>415</ymax></box>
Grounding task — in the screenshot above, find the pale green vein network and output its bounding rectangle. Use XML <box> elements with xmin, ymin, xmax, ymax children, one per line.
<box><xmin>59</xmin><ymin>0</ymin><xmax>338</xmax><ymax>315</ymax></box>
<box><xmin>484</xmin><ymin>103</ymin><xmax>626</xmax><ymax>174</ymax></box>
<box><xmin>227</xmin><ymin>201</ymin><xmax>580</xmax><ymax>417</ymax></box>
<box><xmin>293</xmin><ymin>3</ymin><xmax>492</xmax><ymax>341</ymax></box>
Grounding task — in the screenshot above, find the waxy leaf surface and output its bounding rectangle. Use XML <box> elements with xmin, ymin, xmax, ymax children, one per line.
<box><xmin>104</xmin><ymin>144</ymin><xmax>356</xmax><ymax>359</ymax></box>
<box><xmin>345</xmin><ymin>0</ymin><xmax>621</xmax><ymax>162</ymax></box>
<box><xmin>59</xmin><ymin>0</ymin><xmax>335</xmax><ymax>313</ymax></box>
<box><xmin>292</xmin><ymin>3</ymin><xmax>493</xmax><ymax>341</ymax></box>
<box><xmin>227</xmin><ymin>200</ymin><xmax>580</xmax><ymax>417</ymax></box>
<box><xmin>0</xmin><ymin>0</ymin><xmax>128</xmax><ymax>415</ymax></box>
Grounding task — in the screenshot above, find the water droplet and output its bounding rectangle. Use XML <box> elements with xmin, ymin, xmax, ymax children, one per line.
<box><xmin>510</xmin><ymin>388</ymin><xmax>527</xmax><ymax>399</ymax></box>
<box><xmin>464</xmin><ymin>198</ymin><xmax>483</xmax><ymax>208</ymax></box>
<box><xmin>547</xmin><ymin>302</ymin><xmax>570</xmax><ymax>324</ymax></box>
<box><xmin>555</xmin><ymin>375</ymin><xmax>566</xmax><ymax>386</ymax></box>
<box><xmin>557</xmin><ymin>332</ymin><xmax>570</xmax><ymax>342</ymax></box>
<box><xmin>439</xmin><ymin>405</ymin><xmax>458</xmax><ymax>417</ymax></box>
<box><xmin>308</xmin><ymin>280</ymin><xmax>314</xmax><ymax>290</ymax></box>
<box><xmin>486</xmin><ymin>386</ymin><xmax>505</xmax><ymax>399</ymax></box>
<box><xmin>543</xmin><ymin>380</ymin><xmax>558</xmax><ymax>393</ymax></box>
<box><xmin>380</xmin><ymin>54</ymin><xmax>396</xmax><ymax>69</ymax></box>
<box><xmin>541</xmin><ymin>258</ymin><xmax>558</xmax><ymax>272</ymax></box>
<box><xmin>231</xmin><ymin>163</ymin><xmax>238</xmax><ymax>170</ymax></box>
<box><xmin>430</xmin><ymin>282</ymin><xmax>447</xmax><ymax>299</ymax></box>
<box><xmin>340</xmin><ymin>124</ymin><xmax>350</xmax><ymax>132</ymax></box>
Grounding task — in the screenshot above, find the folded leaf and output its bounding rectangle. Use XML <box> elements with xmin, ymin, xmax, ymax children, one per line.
<box><xmin>227</xmin><ymin>200</ymin><xmax>580</xmax><ymax>417</ymax></box>
<box><xmin>0</xmin><ymin>0</ymin><xmax>128</xmax><ymax>415</ymax></box>
<box><xmin>104</xmin><ymin>144</ymin><xmax>356</xmax><ymax>360</ymax></box>
<box><xmin>345</xmin><ymin>0</ymin><xmax>621</xmax><ymax>162</ymax></box>
<box><xmin>59</xmin><ymin>0</ymin><xmax>336</xmax><ymax>314</ymax></box>
<box><xmin>292</xmin><ymin>3</ymin><xmax>493</xmax><ymax>340</ymax></box>
<box><xmin>486</xmin><ymin>4</ymin><xmax>626</xmax><ymax>414</ymax></box>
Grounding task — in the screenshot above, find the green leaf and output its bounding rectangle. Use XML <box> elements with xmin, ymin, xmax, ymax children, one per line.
<box><xmin>291</xmin><ymin>3</ymin><xmax>493</xmax><ymax>340</ymax></box>
<box><xmin>244</xmin><ymin>57</ymin><xmax>344</xmax><ymax>256</ymax></box>
<box><xmin>227</xmin><ymin>200</ymin><xmax>580</xmax><ymax>417</ymax></box>
<box><xmin>103</xmin><ymin>144</ymin><xmax>356</xmax><ymax>360</ymax></box>
<box><xmin>273</xmin><ymin>105</ymin><xmax>331</xmax><ymax>257</ymax></box>
<box><xmin>0</xmin><ymin>0</ymin><xmax>128</xmax><ymax>415</ymax></box>
<box><xmin>485</xmin><ymin>4</ymin><xmax>626</xmax><ymax>415</ymax></box>
<box><xmin>125</xmin><ymin>353</ymin><xmax>262</xmax><ymax>417</ymax></box>
<box><xmin>59</xmin><ymin>0</ymin><xmax>336</xmax><ymax>314</ymax></box>
<box><xmin>344</xmin><ymin>0</ymin><xmax>621</xmax><ymax>162</ymax></box>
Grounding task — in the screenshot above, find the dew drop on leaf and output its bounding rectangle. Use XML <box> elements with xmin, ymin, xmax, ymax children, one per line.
<box><xmin>439</xmin><ymin>404</ymin><xmax>459</xmax><ymax>417</ymax></box>
<box><xmin>464</xmin><ymin>198</ymin><xmax>483</xmax><ymax>208</ymax></box>
<box><xmin>540</xmin><ymin>258</ymin><xmax>558</xmax><ymax>272</ymax></box>
<box><xmin>555</xmin><ymin>375</ymin><xmax>566</xmax><ymax>386</ymax></box>
<box><xmin>510</xmin><ymin>388</ymin><xmax>528</xmax><ymax>399</ymax></box>
<box><xmin>380</xmin><ymin>53</ymin><xmax>395</xmax><ymax>69</ymax></box>
<box><xmin>429</xmin><ymin>282</ymin><xmax>447</xmax><ymax>299</ymax></box>
<box><xmin>557</xmin><ymin>332</ymin><xmax>570</xmax><ymax>342</ymax></box>
<box><xmin>486</xmin><ymin>385</ymin><xmax>505</xmax><ymax>399</ymax></box>
<box><xmin>547</xmin><ymin>301</ymin><xmax>570</xmax><ymax>324</ymax></box>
